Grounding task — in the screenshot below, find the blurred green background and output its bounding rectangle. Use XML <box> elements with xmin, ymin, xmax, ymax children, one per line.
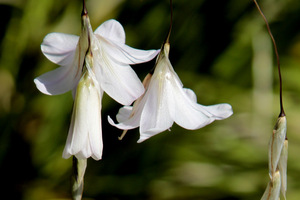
<box><xmin>1</xmin><ymin>0</ymin><xmax>300</xmax><ymax>199</ymax></box>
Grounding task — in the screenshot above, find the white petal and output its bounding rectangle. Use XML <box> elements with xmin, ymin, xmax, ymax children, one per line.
<box><xmin>86</xmin><ymin>81</ymin><xmax>103</xmax><ymax>160</ymax></box>
<box><xmin>116</xmin><ymin>106</ymin><xmax>133</xmax><ymax>122</ymax></box>
<box><xmin>63</xmin><ymin>74</ymin><xmax>90</xmax><ymax>159</ymax></box>
<box><xmin>138</xmin><ymin>77</ymin><xmax>174</xmax><ymax>143</ymax></box>
<box><xmin>93</xmin><ymin>39</ymin><xmax>145</xmax><ymax>105</ymax></box>
<box><xmin>203</xmin><ymin>103</ymin><xmax>233</xmax><ymax>120</ymax></box>
<box><xmin>41</xmin><ymin>33</ymin><xmax>79</xmax><ymax>65</ymax></box>
<box><xmin>108</xmin><ymin>104</ymin><xmax>142</xmax><ymax>131</ymax></box>
<box><xmin>34</xmin><ymin>63</ymin><xmax>81</xmax><ymax>95</ymax></box>
<box><xmin>98</xmin><ymin>37</ymin><xmax>160</xmax><ymax>65</ymax></box>
<box><xmin>63</xmin><ymin>71</ymin><xmax>103</xmax><ymax>160</ymax></box>
<box><xmin>94</xmin><ymin>19</ymin><xmax>125</xmax><ymax>44</ymax></box>
<box><xmin>36</xmin><ymin>32</ymin><xmax>87</xmax><ymax>95</ymax></box>
<box><xmin>184</xmin><ymin>88</ymin><xmax>197</xmax><ymax>102</ymax></box>
<box><xmin>169</xmin><ymin>84</ymin><xmax>214</xmax><ymax>130</ymax></box>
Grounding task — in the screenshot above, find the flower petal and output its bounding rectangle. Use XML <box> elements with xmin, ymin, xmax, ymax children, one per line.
<box><xmin>98</xmin><ymin>37</ymin><xmax>160</xmax><ymax>65</ymax></box>
<box><xmin>41</xmin><ymin>33</ymin><xmax>79</xmax><ymax>65</ymax></box>
<box><xmin>36</xmin><ymin>32</ymin><xmax>88</xmax><ymax>95</ymax></box>
<box><xmin>168</xmin><ymin>84</ymin><xmax>214</xmax><ymax>130</ymax></box>
<box><xmin>93</xmin><ymin>39</ymin><xmax>145</xmax><ymax>105</ymax></box>
<box><xmin>116</xmin><ymin>106</ymin><xmax>133</xmax><ymax>122</ymax></box>
<box><xmin>62</xmin><ymin>71</ymin><xmax>103</xmax><ymax>160</ymax></box>
<box><xmin>63</xmin><ymin>74</ymin><xmax>90</xmax><ymax>159</ymax></box>
<box><xmin>34</xmin><ymin>63</ymin><xmax>80</xmax><ymax>95</ymax></box>
<box><xmin>108</xmin><ymin>104</ymin><xmax>142</xmax><ymax>131</ymax></box>
<box><xmin>203</xmin><ymin>103</ymin><xmax>233</xmax><ymax>120</ymax></box>
<box><xmin>94</xmin><ymin>19</ymin><xmax>125</xmax><ymax>44</ymax></box>
<box><xmin>138</xmin><ymin>78</ymin><xmax>174</xmax><ymax>143</ymax></box>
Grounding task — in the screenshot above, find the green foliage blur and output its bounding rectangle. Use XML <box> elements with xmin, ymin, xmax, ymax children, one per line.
<box><xmin>1</xmin><ymin>0</ymin><xmax>300</xmax><ymax>199</ymax></box>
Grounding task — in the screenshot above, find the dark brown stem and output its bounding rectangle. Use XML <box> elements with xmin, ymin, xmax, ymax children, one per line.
<box><xmin>82</xmin><ymin>0</ymin><xmax>88</xmax><ymax>16</ymax></box>
<box><xmin>253</xmin><ymin>0</ymin><xmax>285</xmax><ymax>117</ymax></box>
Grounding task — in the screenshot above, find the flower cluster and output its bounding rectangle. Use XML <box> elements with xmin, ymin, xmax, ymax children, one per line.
<box><xmin>35</xmin><ymin>8</ymin><xmax>159</xmax><ymax>160</ymax></box>
<box><xmin>34</xmin><ymin>4</ymin><xmax>233</xmax><ymax>161</ymax></box>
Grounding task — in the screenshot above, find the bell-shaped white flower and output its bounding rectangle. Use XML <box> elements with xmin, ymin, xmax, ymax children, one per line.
<box><xmin>63</xmin><ymin>51</ymin><xmax>103</xmax><ymax>160</ymax></box>
<box><xmin>34</xmin><ymin>18</ymin><xmax>159</xmax><ymax>105</ymax></box>
<box><xmin>108</xmin><ymin>42</ymin><xmax>233</xmax><ymax>143</ymax></box>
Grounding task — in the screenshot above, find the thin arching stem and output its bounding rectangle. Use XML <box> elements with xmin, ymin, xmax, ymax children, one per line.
<box><xmin>253</xmin><ymin>0</ymin><xmax>285</xmax><ymax>117</ymax></box>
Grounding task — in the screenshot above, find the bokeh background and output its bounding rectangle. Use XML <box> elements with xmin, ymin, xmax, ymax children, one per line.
<box><xmin>1</xmin><ymin>0</ymin><xmax>300</xmax><ymax>199</ymax></box>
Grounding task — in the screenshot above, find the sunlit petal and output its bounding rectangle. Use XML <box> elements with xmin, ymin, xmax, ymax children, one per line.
<box><xmin>92</xmin><ymin>39</ymin><xmax>145</xmax><ymax>105</ymax></box>
<box><xmin>97</xmin><ymin>36</ymin><xmax>160</xmax><ymax>65</ymax></box>
<box><xmin>41</xmin><ymin>33</ymin><xmax>79</xmax><ymax>65</ymax></box>
<box><xmin>138</xmin><ymin>79</ymin><xmax>174</xmax><ymax>142</ymax></box>
<box><xmin>116</xmin><ymin>106</ymin><xmax>133</xmax><ymax>122</ymax></box>
<box><xmin>63</xmin><ymin>70</ymin><xmax>103</xmax><ymax>160</ymax></box>
<box><xmin>34</xmin><ymin>63</ymin><xmax>80</xmax><ymax>95</ymax></box>
<box><xmin>36</xmin><ymin>28</ymin><xmax>89</xmax><ymax>96</ymax></box>
<box><xmin>94</xmin><ymin>19</ymin><xmax>125</xmax><ymax>44</ymax></box>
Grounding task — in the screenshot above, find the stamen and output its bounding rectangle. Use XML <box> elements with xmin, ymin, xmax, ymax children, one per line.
<box><xmin>118</xmin><ymin>130</ymin><xmax>128</xmax><ymax>140</ymax></box>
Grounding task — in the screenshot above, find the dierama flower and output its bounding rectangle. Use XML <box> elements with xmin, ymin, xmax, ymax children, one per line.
<box><xmin>108</xmin><ymin>41</ymin><xmax>233</xmax><ymax>143</ymax></box>
<box><xmin>63</xmin><ymin>51</ymin><xmax>103</xmax><ymax>160</ymax></box>
<box><xmin>34</xmin><ymin>5</ymin><xmax>159</xmax><ymax>159</ymax></box>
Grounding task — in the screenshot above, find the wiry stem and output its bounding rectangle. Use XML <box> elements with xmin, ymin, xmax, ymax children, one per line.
<box><xmin>82</xmin><ymin>0</ymin><xmax>88</xmax><ymax>16</ymax></box>
<box><xmin>252</xmin><ymin>0</ymin><xmax>285</xmax><ymax>117</ymax></box>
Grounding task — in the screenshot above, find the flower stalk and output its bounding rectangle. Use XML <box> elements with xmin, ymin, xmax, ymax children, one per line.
<box><xmin>72</xmin><ymin>157</ymin><xmax>87</xmax><ymax>200</ymax></box>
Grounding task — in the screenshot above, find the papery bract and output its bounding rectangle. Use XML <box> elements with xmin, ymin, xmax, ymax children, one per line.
<box><xmin>268</xmin><ymin>116</ymin><xmax>287</xmax><ymax>178</ymax></box>
<box><xmin>261</xmin><ymin>170</ymin><xmax>281</xmax><ymax>200</ymax></box>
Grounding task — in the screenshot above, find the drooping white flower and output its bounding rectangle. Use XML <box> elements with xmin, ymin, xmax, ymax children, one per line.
<box><xmin>62</xmin><ymin>51</ymin><xmax>103</xmax><ymax>160</ymax></box>
<box><xmin>108</xmin><ymin>42</ymin><xmax>233</xmax><ymax>143</ymax></box>
<box><xmin>34</xmin><ymin>8</ymin><xmax>159</xmax><ymax>159</ymax></box>
<box><xmin>34</xmin><ymin>19</ymin><xmax>159</xmax><ymax>105</ymax></box>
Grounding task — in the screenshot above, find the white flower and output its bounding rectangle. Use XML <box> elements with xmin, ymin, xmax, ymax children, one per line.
<box><xmin>63</xmin><ymin>52</ymin><xmax>103</xmax><ymax>160</ymax></box>
<box><xmin>34</xmin><ymin>10</ymin><xmax>159</xmax><ymax>159</ymax></box>
<box><xmin>108</xmin><ymin>42</ymin><xmax>233</xmax><ymax>143</ymax></box>
<box><xmin>34</xmin><ymin>19</ymin><xmax>159</xmax><ymax>105</ymax></box>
